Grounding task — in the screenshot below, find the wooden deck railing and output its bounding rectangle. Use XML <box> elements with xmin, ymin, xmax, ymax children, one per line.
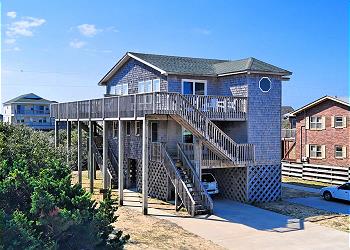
<box><xmin>179</xmin><ymin>143</ymin><xmax>243</xmax><ymax>169</ymax></box>
<box><xmin>281</xmin><ymin>129</ymin><xmax>296</xmax><ymax>139</ymax></box>
<box><xmin>51</xmin><ymin>92</ymin><xmax>254</xmax><ymax>166</ymax></box>
<box><xmin>50</xmin><ymin>92</ymin><xmax>247</xmax><ymax>121</ymax></box>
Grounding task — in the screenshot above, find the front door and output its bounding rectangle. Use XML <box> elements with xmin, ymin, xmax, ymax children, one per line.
<box><xmin>151</xmin><ymin>122</ymin><xmax>159</xmax><ymax>143</ymax></box>
<box><xmin>127</xmin><ymin>159</ymin><xmax>137</xmax><ymax>189</ymax></box>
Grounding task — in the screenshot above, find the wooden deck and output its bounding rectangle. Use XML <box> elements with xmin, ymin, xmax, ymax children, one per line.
<box><xmin>50</xmin><ymin>92</ymin><xmax>247</xmax><ymax>121</ymax></box>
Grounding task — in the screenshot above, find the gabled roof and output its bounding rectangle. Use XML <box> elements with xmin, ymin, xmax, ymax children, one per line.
<box><xmin>98</xmin><ymin>52</ymin><xmax>292</xmax><ymax>85</ymax></box>
<box><xmin>290</xmin><ymin>96</ymin><xmax>350</xmax><ymax>116</ymax></box>
<box><xmin>3</xmin><ymin>93</ymin><xmax>55</xmax><ymax>105</ymax></box>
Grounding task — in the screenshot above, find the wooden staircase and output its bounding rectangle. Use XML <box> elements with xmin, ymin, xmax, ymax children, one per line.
<box><xmin>155</xmin><ymin>93</ymin><xmax>255</xmax><ymax>166</ymax></box>
<box><xmin>151</xmin><ymin>143</ymin><xmax>213</xmax><ymax>216</ymax></box>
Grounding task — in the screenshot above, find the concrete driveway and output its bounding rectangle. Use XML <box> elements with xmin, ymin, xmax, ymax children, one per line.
<box><xmin>123</xmin><ymin>191</ymin><xmax>349</xmax><ymax>250</ymax></box>
<box><xmin>288</xmin><ymin>197</ymin><xmax>350</xmax><ymax>215</ymax></box>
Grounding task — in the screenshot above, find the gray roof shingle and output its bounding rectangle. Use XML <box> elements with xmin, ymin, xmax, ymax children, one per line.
<box><xmin>3</xmin><ymin>93</ymin><xmax>55</xmax><ymax>105</ymax></box>
<box><xmin>129</xmin><ymin>52</ymin><xmax>291</xmax><ymax>76</ymax></box>
<box><xmin>99</xmin><ymin>52</ymin><xmax>292</xmax><ymax>84</ymax></box>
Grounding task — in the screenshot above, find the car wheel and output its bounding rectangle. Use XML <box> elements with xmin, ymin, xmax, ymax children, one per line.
<box><xmin>323</xmin><ymin>191</ymin><xmax>332</xmax><ymax>201</ymax></box>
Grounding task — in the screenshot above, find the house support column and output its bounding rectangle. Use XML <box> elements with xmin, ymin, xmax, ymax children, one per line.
<box><xmin>77</xmin><ymin>121</ymin><xmax>82</xmax><ymax>185</ymax></box>
<box><xmin>102</xmin><ymin>120</ymin><xmax>109</xmax><ymax>189</ymax></box>
<box><xmin>194</xmin><ymin>138</ymin><xmax>202</xmax><ymax>180</ymax></box>
<box><xmin>92</xmin><ymin>122</ymin><xmax>96</xmax><ymax>180</ymax></box>
<box><xmin>66</xmin><ymin>121</ymin><xmax>72</xmax><ymax>166</ymax></box>
<box><xmin>118</xmin><ymin>120</ymin><xmax>124</xmax><ymax>206</ymax></box>
<box><xmin>54</xmin><ymin>120</ymin><xmax>59</xmax><ymax>148</ymax></box>
<box><xmin>142</xmin><ymin>118</ymin><xmax>149</xmax><ymax>215</ymax></box>
<box><xmin>88</xmin><ymin>120</ymin><xmax>94</xmax><ymax>193</ymax></box>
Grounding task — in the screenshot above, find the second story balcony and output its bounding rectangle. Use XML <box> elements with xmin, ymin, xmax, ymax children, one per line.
<box><xmin>281</xmin><ymin>128</ymin><xmax>296</xmax><ymax>139</ymax></box>
<box><xmin>51</xmin><ymin>92</ymin><xmax>247</xmax><ymax>121</ymax></box>
<box><xmin>14</xmin><ymin>110</ymin><xmax>50</xmax><ymax>116</ymax></box>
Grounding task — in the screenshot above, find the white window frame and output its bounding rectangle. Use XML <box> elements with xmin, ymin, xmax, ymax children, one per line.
<box><xmin>135</xmin><ymin>121</ymin><xmax>141</xmax><ymax>136</ymax></box>
<box><xmin>182</xmin><ymin>127</ymin><xmax>193</xmax><ymax>143</ymax></box>
<box><xmin>309</xmin><ymin>144</ymin><xmax>322</xmax><ymax>159</ymax></box>
<box><xmin>335</xmin><ymin>145</ymin><xmax>343</xmax><ymax>159</ymax></box>
<box><xmin>310</xmin><ymin>116</ymin><xmax>322</xmax><ymax>130</ymax></box>
<box><xmin>181</xmin><ymin>79</ymin><xmax>207</xmax><ymax>95</ymax></box>
<box><xmin>137</xmin><ymin>78</ymin><xmax>161</xmax><ymax>94</ymax></box>
<box><xmin>115</xmin><ymin>83</ymin><xmax>128</xmax><ymax>96</ymax></box>
<box><xmin>334</xmin><ymin>116</ymin><xmax>344</xmax><ymax>128</ymax></box>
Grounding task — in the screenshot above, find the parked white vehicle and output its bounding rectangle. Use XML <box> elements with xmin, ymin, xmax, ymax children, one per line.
<box><xmin>202</xmin><ymin>173</ymin><xmax>219</xmax><ymax>195</ymax></box>
<box><xmin>320</xmin><ymin>182</ymin><xmax>350</xmax><ymax>201</ymax></box>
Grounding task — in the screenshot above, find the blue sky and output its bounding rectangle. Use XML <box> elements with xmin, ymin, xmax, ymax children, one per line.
<box><xmin>1</xmin><ymin>0</ymin><xmax>348</xmax><ymax>109</ymax></box>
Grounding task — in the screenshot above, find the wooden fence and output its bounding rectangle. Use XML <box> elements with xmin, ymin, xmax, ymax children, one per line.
<box><xmin>282</xmin><ymin>162</ymin><xmax>349</xmax><ymax>185</ymax></box>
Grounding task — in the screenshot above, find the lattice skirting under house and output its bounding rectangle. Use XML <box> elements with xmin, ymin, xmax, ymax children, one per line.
<box><xmin>208</xmin><ymin>167</ymin><xmax>248</xmax><ymax>202</ymax></box>
<box><xmin>247</xmin><ymin>163</ymin><xmax>281</xmax><ymax>202</ymax></box>
<box><xmin>207</xmin><ymin>163</ymin><xmax>281</xmax><ymax>203</ymax></box>
<box><xmin>147</xmin><ymin>161</ymin><xmax>170</xmax><ymax>201</ymax></box>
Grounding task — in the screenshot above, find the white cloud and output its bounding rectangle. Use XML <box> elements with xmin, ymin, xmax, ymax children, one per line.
<box><xmin>4</xmin><ymin>38</ymin><xmax>16</xmax><ymax>44</ymax></box>
<box><xmin>69</xmin><ymin>40</ymin><xmax>86</xmax><ymax>49</ymax></box>
<box><xmin>6</xmin><ymin>16</ymin><xmax>46</xmax><ymax>37</ymax></box>
<box><xmin>77</xmin><ymin>24</ymin><xmax>100</xmax><ymax>37</ymax></box>
<box><xmin>7</xmin><ymin>11</ymin><xmax>17</xmax><ymax>18</ymax></box>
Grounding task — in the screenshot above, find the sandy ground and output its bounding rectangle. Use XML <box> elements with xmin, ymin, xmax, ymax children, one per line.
<box><xmin>72</xmin><ymin>171</ymin><xmax>223</xmax><ymax>249</ymax></box>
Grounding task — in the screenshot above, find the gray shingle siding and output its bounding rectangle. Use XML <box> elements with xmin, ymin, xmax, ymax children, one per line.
<box><xmin>216</xmin><ymin>74</ymin><xmax>282</xmax><ymax>164</ymax></box>
<box><xmin>106</xmin><ymin>58</ymin><xmax>167</xmax><ymax>95</ymax></box>
<box><xmin>246</xmin><ymin>75</ymin><xmax>281</xmax><ymax>164</ymax></box>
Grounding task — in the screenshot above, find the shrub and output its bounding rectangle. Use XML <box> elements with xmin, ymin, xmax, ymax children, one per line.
<box><xmin>0</xmin><ymin>123</ymin><xmax>129</xmax><ymax>249</ymax></box>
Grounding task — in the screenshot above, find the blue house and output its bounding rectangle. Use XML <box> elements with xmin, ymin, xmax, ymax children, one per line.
<box><xmin>52</xmin><ymin>52</ymin><xmax>292</xmax><ymax>216</ymax></box>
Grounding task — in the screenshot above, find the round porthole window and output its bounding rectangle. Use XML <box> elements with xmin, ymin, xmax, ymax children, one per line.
<box><xmin>259</xmin><ymin>77</ymin><xmax>271</xmax><ymax>92</ymax></box>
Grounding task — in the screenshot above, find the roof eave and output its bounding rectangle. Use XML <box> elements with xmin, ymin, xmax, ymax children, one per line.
<box><xmin>290</xmin><ymin>96</ymin><xmax>350</xmax><ymax>116</ymax></box>
<box><xmin>217</xmin><ymin>70</ymin><xmax>292</xmax><ymax>78</ymax></box>
<box><xmin>98</xmin><ymin>52</ymin><xmax>168</xmax><ymax>86</ymax></box>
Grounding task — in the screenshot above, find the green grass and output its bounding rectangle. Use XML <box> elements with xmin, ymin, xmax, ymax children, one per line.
<box><xmin>282</xmin><ymin>176</ymin><xmax>329</xmax><ymax>189</ymax></box>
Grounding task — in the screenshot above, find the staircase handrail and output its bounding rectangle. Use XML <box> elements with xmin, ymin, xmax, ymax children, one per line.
<box><xmin>177</xmin><ymin>143</ymin><xmax>214</xmax><ymax>213</ymax></box>
<box><xmin>153</xmin><ymin>143</ymin><xmax>196</xmax><ymax>216</ymax></box>
<box><xmin>155</xmin><ymin>92</ymin><xmax>255</xmax><ymax>164</ymax></box>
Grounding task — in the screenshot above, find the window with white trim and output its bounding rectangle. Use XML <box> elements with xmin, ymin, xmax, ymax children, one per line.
<box><xmin>310</xmin><ymin>116</ymin><xmax>322</xmax><ymax>129</ymax></box>
<box><xmin>310</xmin><ymin>145</ymin><xmax>322</xmax><ymax>158</ymax></box>
<box><xmin>182</xmin><ymin>79</ymin><xmax>206</xmax><ymax>95</ymax></box>
<box><xmin>115</xmin><ymin>83</ymin><xmax>128</xmax><ymax>96</ymax></box>
<box><xmin>335</xmin><ymin>146</ymin><xmax>343</xmax><ymax>158</ymax></box>
<box><xmin>335</xmin><ymin>116</ymin><xmax>343</xmax><ymax>128</ymax></box>
<box><xmin>138</xmin><ymin>79</ymin><xmax>161</xmax><ymax>93</ymax></box>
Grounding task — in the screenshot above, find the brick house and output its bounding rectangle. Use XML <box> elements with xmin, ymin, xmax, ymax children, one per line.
<box><xmin>52</xmin><ymin>52</ymin><xmax>291</xmax><ymax>216</ymax></box>
<box><xmin>286</xmin><ymin>96</ymin><xmax>349</xmax><ymax>167</ymax></box>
